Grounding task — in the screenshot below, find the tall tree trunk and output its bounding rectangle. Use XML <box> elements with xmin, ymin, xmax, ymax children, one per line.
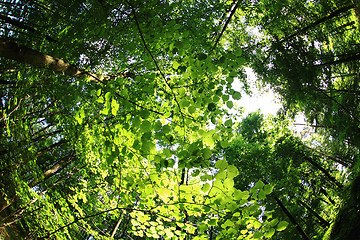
<box><xmin>110</xmin><ymin>211</ymin><xmax>125</xmax><ymax>238</ymax></box>
<box><xmin>298</xmin><ymin>199</ymin><xmax>330</xmax><ymax>227</ymax></box>
<box><xmin>35</xmin><ymin>139</ymin><xmax>68</xmax><ymax>157</ymax></box>
<box><xmin>282</xmin><ymin>5</ymin><xmax>354</xmax><ymax>42</ymax></box>
<box><xmin>1</xmin><ymin>174</ymin><xmax>69</xmax><ymax>227</ymax></box>
<box><xmin>304</xmin><ymin>145</ymin><xmax>350</xmax><ymax>167</ymax></box>
<box><xmin>0</xmin><ymin>14</ymin><xmax>57</xmax><ymax>43</ymax></box>
<box><xmin>29</xmin><ymin>151</ymin><xmax>75</xmax><ymax>188</ymax></box>
<box><xmin>305</xmin><ymin>156</ymin><xmax>343</xmax><ymax>189</ymax></box>
<box><xmin>273</xmin><ymin>196</ymin><xmax>311</xmax><ymax>240</ymax></box>
<box><xmin>316</xmin><ymin>52</ymin><xmax>360</xmax><ymax>67</ymax></box>
<box><xmin>0</xmin><ymin>38</ymin><xmax>133</xmax><ymax>82</ymax></box>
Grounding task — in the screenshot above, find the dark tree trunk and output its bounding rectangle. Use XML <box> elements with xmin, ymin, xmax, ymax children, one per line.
<box><xmin>273</xmin><ymin>196</ymin><xmax>311</xmax><ymax>240</ymax></box>
<box><xmin>282</xmin><ymin>5</ymin><xmax>354</xmax><ymax>42</ymax></box>
<box><xmin>0</xmin><ymin>14</ymin><xmax>57</xmax><ymax>43</ymax></box>
<box><xmin>298</xmin><ymin>199</ymin><xmax>330</xmax><ymax>227</ymax></box>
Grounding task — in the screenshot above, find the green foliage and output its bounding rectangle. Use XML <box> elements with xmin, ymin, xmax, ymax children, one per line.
<box><xmin>224</xmin><ymin>113</ymin><xmax>345</xmax><ymax>239</ymax></box>
<box><xmin>1</xmin><ymin>0</ymin><xmax>358</xmax><ymax>239</ymax></box>
<box><xmin>0</xmin><ymin>0</ymin><xmax>275</xmax><ymax>239</ymax></box>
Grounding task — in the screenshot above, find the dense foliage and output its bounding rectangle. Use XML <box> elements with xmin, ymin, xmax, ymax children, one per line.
<box><xmin>0</xmin><ymin>0</ymin><xmax>359</xmax><ymax>239</ymax></box>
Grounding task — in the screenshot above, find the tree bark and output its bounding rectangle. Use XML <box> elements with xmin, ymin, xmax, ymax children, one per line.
<box><xmin>282</xmin><ymin>5</ymin><xmax>354</xmax><ymax>42</ymax></box>
<box><xmin>0</xmin><ymin>38</ymin><xmax>133</xmax><ymax>82</ymax></box>
<box><xmin>304</xmin><ymin>145</ymin><xmax>350</xmax><ymax>167</ymax></box>
<box><xmin>273</xmin><ymin>196</ymin><xmax>311</xmax><ymax>240</ymax></box>
<box><xmin>305</xmin><ymin>156</ymin><xmax>343</xmax><ymax>190</ymax></box>
<box><xmin>110</xmin><ymin>211</ymin><xmax>125</xmax><ymax>238</ymax></box>
<box><xmin>298</xmin><ymin>199</ymin><xmax>330</xmax><ymax>227</ymax></box>
<box><xmin>0</xmin><ymin>14</ymin><xmax>57</xmax><ymax>43</ymax></box>
<box><xmin>29</xmin><ymin>151</ymin><xmax>75</xmax><ymax>188</ymax></box>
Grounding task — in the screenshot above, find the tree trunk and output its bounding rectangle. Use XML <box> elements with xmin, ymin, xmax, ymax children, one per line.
<box><xmin>0</xmin><ymin>14</ymin><xmax>57</xmax><ymax>43</ymax></box>
<box><xmin>110</xmin><ymin>211</ymin><xmax>125</xmax><ymax>238</ymax></box>
<box><xmin>298</xmin><ymin>199</ymin><xmax>330</xmax><ymax>227</ymax></box>
<box><xmin>305</xmin><ymin>156</ymin><xmax>343</xmax><ymax>189</ymax></box>
<box><xmin>29</xmin><ymin>152</ymin><xmax>75</xmax><ymax>188</ymax></box>
<box><xmin>304</xmin><ymin>145</ymin><xmax>350</xmax><ymax>167</ymax></box>
<box><xmin>35</xmin><ymin>139</ymin><xmax>68</xmax><ymax>157</ymax></box>
<box><xmin>316</xmin><ymin>52</ymin><xmax>360</xmax><ymax>67</ymax></box>
<box><xmin>0</xmin><ymin>38</ymin><xmax>133</xmax><ymax>82</ymax></box>
<box><xmin>273</xmin><ymin>196</ymin><xmax>311</xmax><ymax>240</ymax></box>
<box><xmin>282</xmin><ymin>5</ymin><xmax>354</xmax><ymax>42</ymax></box>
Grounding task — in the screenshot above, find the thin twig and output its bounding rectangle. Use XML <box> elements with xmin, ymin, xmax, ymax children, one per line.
<box><xmin>212</xmin><ymin>0</ymin><xmax>239</xmax><ymax>51</ymax></box>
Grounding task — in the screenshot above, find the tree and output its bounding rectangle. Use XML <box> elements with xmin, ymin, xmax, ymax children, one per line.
<box><xmin>223</xmin><ymin>112</ymin><xmax>344</xmax><ymax>239</ymax></box>
<box><xmin>0</xmin><ymin>0</ymin><xmax>278</xmax><ymax>239</ymax></box>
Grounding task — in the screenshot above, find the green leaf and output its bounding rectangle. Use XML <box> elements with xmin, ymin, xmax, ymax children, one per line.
<box><xmin>207</xmin><ymin>103</ymin><xmax>216</xmax><ymax>111</ymax></box>
<box><xmin>263</xmin><ymin>184</ymin><xmax>274</xmax><ymax>195</ymax></box>
<box><xmin>203</xmin><ymin>147</ymin><xmax>212</xmax><ymax>159</ymax></box>
<box><xmin>221</xmin><ymin>219</ymin><xmax>234</xmax><ymax>228</ymax></box>
<box><xmin>173</xmin><ymin>61</ymin><xmax>180</xmax><ymax>69</ymax></box>
<box><xmin>226</xmin><ymin>101</ymin><xmax>233</xmax><ymax>109</ymax></box>
<box><xmin>188</xmin><ymin>105</ymin><xmax>196</xmax><ymax>114</ymax></box>
<box><xmin>264</xmin><ymin>229</ymin><xmax>275</xmax><ymax>238</ymax></box>
<box><xmin>270</xmin><ymin>219</ymin><xmax>279</xmax><ymax>227</ymax></box>
<box><xmin>276</xmin><ymin>221</ymin><xmax>289</xmax><ymax>231</ymax></box>
<box><xmin>140</xmin><ymin>120</ymin><xmax>152</xmax><ymax>132</ymax></box>
<box><xmin>227</xmin><ymin>165</ymin><xmax>239</xmax><ymax>178</ymax></box>
<box><xmin>198</xmin><ymin>223</ymin><xmax>208</xmax><ymax>232</ymax></box>
<box><xmin>111</xmin><ymin>98</ymin><xmax>119</xmax><ymax>116</ymax></box>
<box><xmin>254</xmin><ymin>180</ymin><xmax>265</xmax><ymax>190</ymax></box>
<box><xmin>232</xmin><ymin>91</ymin><xmax>241</xmax><ymax>100</ymax></box>
<box><xmin>225</xmin><ymin>119</ymin><xmax>232</xmax><ymax>128</ymax></box>
<box><xmin>253</xmin><ymin>220</ymin><xmax>262</xmax><ymax>229</ymax></box>
<box><xmin>253</xmin><ymin>232</ymin><xmax>262</xmax><ymax>239</ymax></box>
<box><xmin>202</xmin><ymin>183</ymin><xmax>210</xmax><ymax>193</ymax></box>
<box><xmin>215</xmin><ymin>159</ymin><xmax>228</xmax><ymax>171</ymax></box>
<box><xmin>208</xmin><ymin>218</ymin><xmax>217</xmax><ymax>226</ymax></box>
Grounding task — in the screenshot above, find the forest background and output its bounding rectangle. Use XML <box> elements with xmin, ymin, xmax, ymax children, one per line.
<box><xmin>0</xmin><ymin>0</ymin><xmax>360</xmax><ymax>239</ymax></box>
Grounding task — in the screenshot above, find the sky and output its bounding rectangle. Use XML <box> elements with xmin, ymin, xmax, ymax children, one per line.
<box><xmin>232</xmin><ymin>67</ymin><xmax>282</xmax><ymax>117</ymax></box>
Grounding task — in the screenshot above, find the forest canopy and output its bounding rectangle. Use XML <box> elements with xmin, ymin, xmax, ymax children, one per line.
<box><xmin>0</xmin><ymin>0</ymin><xmax>359</xmax><ymax>239</ymax></box>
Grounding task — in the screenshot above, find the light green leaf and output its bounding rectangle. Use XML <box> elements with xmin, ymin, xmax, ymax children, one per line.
<box><xmin>263</xmin><ymin>184</ymin><xmax>274</xmax><ymax>195</ymax></box>
<box><xmin>111</xmin><ymin>98</ymin><xmax>119</xmax><ymax>116</ymax></box>
<box><xmin>225</xmin><ymin>119</ymin><xmax>232</xmax><ymax>127</ymax></box>
<box><xmin>277</xmin><ymin>221</ymin><xmax>289</xmax><ymax>231</ymax></box>
<box><xmin>215</xmin><ymin>159</ymin><xmax>228</xmax><ymax>171</ymax></box>
<box><xmin>264</xmin><ymin>229</ymin><xmax>275</xmax><ymax>238</ymax></box>
<box><xmin>202</xmin><ymin>183</ymin><xmax>210</xmax><ymax>193</ymax></box>
<box><xmin>254</xmin><ymin>180</ymin><xmax>265</xmax><ymax>190</ymax></box>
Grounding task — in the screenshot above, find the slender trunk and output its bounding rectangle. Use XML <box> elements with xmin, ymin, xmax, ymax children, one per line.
<box><xmin>29</xmin><ymin>151</ymin><xmax>75</xmax><ymax>188</ymax></box>
<box><xmin>1</xmin><ymin>174</ymin><xmax>69</xmax><ymax>227</ymax></box>
<box><xmin>31</xmin><ymin>129</ymin><xmax>62</xmax><ymax>143</ymax></box>
<box><xmin>319</xmin><ymin>188</ymin><xmax>336</xmax><ymax>205</ymax></box>
<box><xmin>273</xmin><ymin>196</ymin><xmax>311</xmax><ymax>240</ymax></box>
<box><xmin>316</xmin><ymin>52</ymin><xmax>360</xmax><ymax>67</ymax></box>
<box><xmin>304</xmin><ymin>145</ymin><xmax>350</xmax><ymax>167</ymax></box>
<box><xmin>0</xmin><ymin>38</ymin><xmax>132</xmax><ymax>82</ymax></box>
<box><xmin>35</xmin><ymin>139</ymin><xmax>67</xmax><ymax>157</ymax></box>
<box><xmin>298</xmin><ymin>200</ymin><xmax>330</xmax><ymax>227</ymax></box>
<box><xmin>305</xmin><ymin>156</ymin><xmax>343</xmax><ymax>189</ymax></box>
<box><xmin>282</xmin><ymin>5</ymin><xmax>354</xmax><ymax>42</ymax></box>
<box><xmin>315</xmin><ymin>87</ymin><xmax>360</xmax><ymax>124</ymax></box>
<box><xmin>212</xmin><ymin>0</ymin><xmax>239</xmax><ymax>50</ymax></box>
<box><xmin>0</xmin><ymin>14</ymin><xmax>57</xmax><ymax>43</ymax></box>
<box><xmin>110</xmin><ymin>211</ymin><xmax>125</xmax><ymax>238</ymax></box>
<box><xmin>0</xmin><ymin>152</ymin><xmax>73</xmax><ymax>213</ymax></box>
